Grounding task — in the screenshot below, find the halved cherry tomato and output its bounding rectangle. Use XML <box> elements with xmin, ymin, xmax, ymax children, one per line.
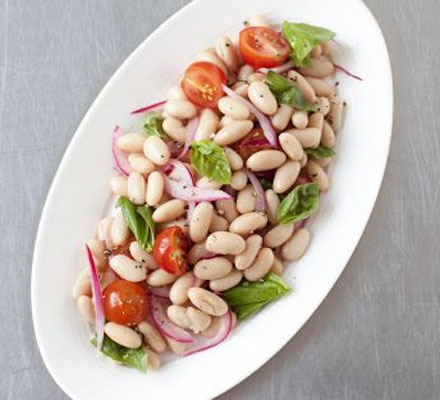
<box><xmin>239</xmin><ymin>27</ymin><xmax>290</xmax><ymax>68</ymax></box>
<box><xmin>153</xmin><ymin>226</ymin><xmax>188</xmax><ymax>276</ymax></box>
<box><xmin>181</xmin><ymin>62</ymin><xmax>227</xmax><ymax>108</ymax></box>
<box><xmin>235</xmin><ymin>128</ymin><xmax>274</xmax><ymax>161</ymax></box>
<box><xmin>103</xmin><ymin>280</ymin><xmax>149</xmax><ymax>326</ymax></box>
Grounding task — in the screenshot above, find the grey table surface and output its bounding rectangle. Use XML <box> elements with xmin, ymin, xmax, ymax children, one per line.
<box><xmin>1</xmin><ymin>0</ymin><xmax>439</xmax><ymax>399</ymax></box>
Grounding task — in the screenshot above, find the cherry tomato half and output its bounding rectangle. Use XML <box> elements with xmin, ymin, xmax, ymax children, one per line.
<box><xmin>103</xmin><ymin>280</ymin><xmax>149</xmax><ymax>326</ymax></box>
<box><xmin>239</xmin><ymin>27</ymin><xmax>290</xmax><ymax>68</ymax></box>
<box><xmin>182</xmin><ymin>61</ymin><xmax>227</xmax><ymax>108</ymax></box>
<box><xmin>153</xmin><ymin>226</ymin><xmax>189</xmax><ymax>276</ymax></box>
<box><xmin>235</xmin><ymin>128</ymin><xmax>274</xmax><ymax>161</ymax></box>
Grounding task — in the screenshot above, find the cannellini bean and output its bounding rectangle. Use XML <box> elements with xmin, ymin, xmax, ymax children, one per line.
<box><xmin>210</xmin><ymin>269</ymin><xmax>243</xmax><ymax>292</ymax></box>
<box><xmin>194</xmin><ymin>109</ymin><xmax>219</xmax><ymax>141</ymax></box>
<box><xmin>170</xmin><ymin>272</ymin><xmax>195</xmax><ymax>305</ymax></box>
<box><xmin>152</xmin><ymin>199</ymin><xmax>186</xmax><ymax>223</ymax></box>
<box><xmin>328</xmin><ymin>95</ymin><xmax>344</xmax><ymax>132</ymax></box>
<box><xmin>230</xmin><ymin>170</ymin><xmax>248</xmax><ymax>190</ymax></box>
<box><xmin>316</xmin><ymin>97</ymin><xmax>331</xmax><ymax>116</ymax></box>
<box><xmin>287</xmin><ymin>128</ymin><xmax>321</xmax><ymax>149</ymax></box>
<box><xmin>214</xmin><ymin>120</ymin><xmax>253</xmax><ymax>146</ymax></box>
<box><xmin>224</xmin><ymin>147</ymin><xmax>244</xmax><ymax>171</ymax></box>
<box><xmin>315</xmin><ymin>156</ymin><xmax>332</xmax><ymax>168</ymax></box>
<box><xmin>146</xmin><ymin>171</ymin><xmax>164</xmax><ymax>206</ymax></box>
<box><xmin>72</xmin><ymin>273</ymin><xmax>92</xmax><ymax>299</ymax></box>
<box><xmin>219</xmin><ymin>115</ymin><xmax>235</xmax><ymax>128</ymax></box>
<box><xmin>137</xmin><ymin>321</ymin><xmax>167</xmax><ymax>353</ymax></box>
<box><xmin>248</xmin><ymin>81</ymin><xmax>278</xmax><ymax>115</ymax></box>
<box><xmin>186</xmin><ymin>306</ymin><xmax>212</xmax><ymax>333</ymax></box>
<box><xmin>190</xmin><ymin>202</ymin><xmax>214</xmax><ymax>243</ymax></box>
<box><xmin>218</xmin><ymin>96</ymin><xmax>250</xmax><ymax>120</ymax></box>
<box><xmin>247</xmin><ymin>72</ymin><xmax>266</xmax><ymax>84</ymax></box>
<box><xmin>128</xmin><ymin>153</ymin><xmax>155</xmax><ymax>175</ymax></box>
<box><xmin>166</xmin><ymin>337</ymin><xmax>186</xmax><ymax>356</ymax></box>
<box><xmin>265</xmin><ymin>189</ymin><xmax>280</xmax><ymax>225</ymax></box>
<box><xmin>287</xmin><ymin>70</ymin><xmax>317</xmax><ymax>103</ymax></box>
<box><xmin>147</xmin><ymin>269</ymin><xmax>177</xmax><ymax>286</ymax></box>
<box><xmin>116</xmin><ymin>133</ymin><xmax>146</xmax><ymax>153</ymax></box>
<box><xmin>188</xmin><ymin>241</ymin><xmax>211</xmax><ymax>265</ymax></box>
<box><xmin>188</xmin><ymin>287</ymin><xmax>228</xmax><ymax>316</ymax></box>
<box><xmin>164</xmin><ymin>99</ymin><xmax>197</xmax><ymax>120</ymax></box>
<box><xmin>306</xmin><ymin>160</ymin><xmax>329</xmax><ymax>191</ymax></box>
<box><xmin>292</xmin><ymin>110</ymin><xmax>309</xmax><ymax>129</ymax></box>
<box><xmin>271</xmin><ymin>105</ymin><xmax>293</xmax><ymax>131</ymax></box>
<box><xmin>129</xmin><ymin>241</ymin><xmax>159</xmax><ymax>270</ymax></box>
<box><xmin>300</xmin><ymin>152</ymin><xmax>308</xmax><ymax>168</ymax></box>
<box><xmin>146</xmin><ymin>349</ymin><xmax>161</xmax><ymax>369</ymax></box>
<box><xmin>229</xmin><ymin>212</ymin><xmax>268</xmax><ymax>236</ymax></box>
<box><xmin>215</xmin><ymin>199</ymin><xmax>239</xmax><ymax>223</ymax></box>
<box><xmin>235</xmin><ymin>234</ymin><xmax>262</xmax><ymax>270</ymax></box>
<box><xmin>143</xmin><ymin>136</ymin><xmax>170</xmax><ymax>166</ymax></box>
<box><xmin>168</xmin><ymin>84</ymin><xmax>188</xmax><ymax>100</ymax></box>
<box><xmin>97</xmin><ymin>216</ymin><xmax>114</xmax><ymax>249</ymax></box>
<box><xmin>264</xmin><ymin>224</ymin><xmax>295</xmax><ymax>248</ymax></box>
<box><xmin>110</xmin><ymin>209</ymin><xmax>130</xmax><ymax>247</ymax></box>
<box><xmin>311</xmin><ymin>45</ymin><xmax>322</xmax><ymax>58</ymax></box>
<box><xmin>238</xmin><ymin>64</ymin><xmax>254</xmax><ymax>81</ymax></box>
<box><xmin>76</xmin><ymin>295</ymin><xmax>95</xmax><ymax>324</ymax></box>
<box><xmin>247</xmin><ymin>14</ymin><xmax>270</xmax><ymax>27</ymax></box>
<box><xmin>127</xmin><ymin>172</ymin><xmax>146</xmax><ymax>205</ymax></box>
<box><xmin>206</xmin><ymin>231</ymin><xmax>246</xmax><ymax>255</ymax></box>
<box><xmin>246</xmin><ymin>150</ymin><xmax>286</xmax><ymax>172</ymax></box>
<box><xmin>273</xmin><ymin>161</ymin><xmax>301</xmax><ymax>193</ymax></box>
<box><xmin>162</xmin><ymin>118</ymin><xmax>187</xmax><ymax>144</ymax></box>
<box><xmin>299</xmin><ymin>57</ymin><xmax>334</xmax><ymax>78</ymax></box>
<box><xmin>244</xmin><ymin>248</ymin><xmax>274</xmax><ymax>281</ymax></box>
<box><xmin>216</xmin><ymin>36</ymin><xmax>239</xmax><ymax>73</ymax></box>
<box><xmin>100</xmin><ymin>269</ymin><xmax>117</xmax><ymax>290</ymax></box>
<box><xmin>232</xmin><ymin>81</ymin><xmax>249</xmax><ymax>97</ymax></box>
<box><xmin>109</xmin><ymin>176</ymin><xmax>128</xmax><ymax>196</ymax></box>
<box><xmin>305</xmin><ymin>77</ymin><xmax>336</xmax><ymax>97</ymax></box>
<box><xmin>194</xmin><ymin>257</ymin><xmax>232</xmax><ymax>280</ymax></box>
<box><xmin>196</xmin><ymin>177</ymin><xmax>222</xmax><ymax>190</ymax></box>
<box><xmin>201</xmin><ymin>316</ymin><xmax>222</xmax><ymax>338</ymax></box>
<box><xmin>308</xmin><ymin>112</ymin><xmax>324</xmax><ymax>133</ymax></box>
<box><xmin>279</xmin><ymin>132</ymin><xmax>304</xmax><ymax>161</ymax></box>
<box><xmin>321</xmin><ymin>41</ymin><xmax>332</xmax><ymax>55</ymax></box>
<box><xmin>282</xmin><ymin>228</ymin><xmax>311</xmax><ymax>260</ymax></box>
<box><xmin>167</xmin><ymin>305</ymin><xmax>191</xmax><ymax>329</ymax></box>
<box><xmin>271</xmin><ymin>256</ymin><xmax>284</xmax><ymax>275</ymax></box>
<box><xmin>86</xmin><ymin>238</ymin><xmax>106</xmax><ymax>270</ymax></box>
<box><xmin>196</xmin><ymin>50</ymin><xmax>228</xmax><ymax>76</ymax></box>
<box><xmin>109</xmin><ymin>254</ymin><xmax>147</xmax><ymax>282</ymax></box>
<box><xmin>209</xmin><ymin>214</ymin><xmax>229</xmax><ymax>232</ymax></box>
<box><xmin>321</xmin><ymin>120</ymin><xmax>336</xmax><ymax>148</ymax></box>
<box><xmin>237</xmin><ymin>184</ymin><xmax>257</xmax><ymax>213</ymax></box>
<box><xmin>104</xmin><ymin>322</ymin><xmax>142</xmax><ymax>349</ymax></box>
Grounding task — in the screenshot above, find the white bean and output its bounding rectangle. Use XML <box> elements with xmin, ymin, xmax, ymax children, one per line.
<box><xmin>147</xmin><ymin>269</ymin><xmax>177</xmax><ymax>286</ymax></box>
<box><xmin>311</xmin><ymin>45</ymin><xmax>323</xmax><ymax>58</ymax></box>
<box><xmin>164</xmin><ymin>99</ymin><xmax>197</xmax><ymax>120</ymax></box>
<box><xmin>162</xmin><ymin>118</ymin><xmax>187</xmax><ymax>144</ymax></box>
<box><xmin>215</xmin><ymin>36</ymin><xmax>239</xmax><ymax>73</ymax></box>
<box><xmin>129</xmin><ymin>241</ymin><xmax>159</xmax><ymax>270</ymax></box>
<box><xmin>224</xmin><ymin>147</ymin><xmax>244</xmax><ymax>171</ymax></box>
<box><xmin>76</xmin><ymin>295</ymin><xmax>95</xmax><ymax>324</ymax></box>
<box><xmin>287</xmin><ymin>128</ymin><xmax>321</xmax><ymax>149</ymax></box>
<box><xmin>104</xmin><ymin>322</ymin><xmax>142</xmax><ymax>349</ymax></box>
<box><xmin>209</xmin><ymin>214</ymin><xmax>229</xmax><ymax>232</ymax></box>
<box><xmin>170</xmin><ymin>272</ymin><xmax>195</xmax><ymax>305</ymax></box>
<box><xmin>146</xmin><ymin>349</ymin><xmax>161</xmax><ymax>369</ymax></box>
<box><xmin>300</xmin><ymin>152</ymin><xmax>308</xmax><ymax>168</ymax></box>
<box><xmin>152</xmin><ymin>199</ymin><xmax>186</xmax><ymax>223</ymax></box>
<box><xmin>194</xmin><ymin>109</ymin><xmax>219</xmax><ymax>141</ymax></box>
<box><xmin>308</xmin><ymin>112</ymin><xmax>324</xmax><ymax>134</ymax></box>
<box><xmin>116</xmin><ymin>133</ymin><xmax>146</xmax><ymax>153</ymax></box>
<box><xmin>201</xmin><ymin>316</ymin><xmax>222</xmax><ymax>338</ymax></box>
<box><xmin>306</xmin><ymin>160</ymin><xmax>329</xmax><ymax>191</ymax></box>
<box><xmin>287</xmin><ymin>70</ymin><xmax>317</xmax><ymax>103</ymax></box>
<box><xmin>97</xmin><ymin>216</ymin><xmax>114</xmax><ymax>249</ymax></box>
<box><xmin>247</xmin><ymin>72</ymin><xmax>266</xmax><ymax>84</ymax></box>
<box><xmin>127</xmin><ymin>172</ymin><xmax>146</xmax><ymax>205</ymax></box>
<box><xmin>196</xmin><ymin>177</ymin><xmax>222</xmax><ymax>190</ymax></box>
<box><xmin>292</xmin><ymin>110</ymin><xmax>309</xmax><ymax>129</ymax></box>
<box><xmin>282</xmin><ymin>228</ymin><xmax>311</xmax><ymax>260</ymax></box>
<box><xmin>279</xmin><ymin>132</ymin><xmax>304</xmax><ymax>161</ymax></box>
<box><xmin>246</xmin><ymin>150</ymin><xmax>287</xmax><ymax>172</ymax></box>
<box><xmin>72</xmin><ymin>273</ymin><xmax>92</xmax><ymax>299</ymax></box>
<box><xmin>244</xmin><ymin>248</ymin><xmax>274</xmax><ymax>281</ymax></box>
<box><xmin>216</xmin><ymin>199</ymin><xmax>239</xmax><ymax>223</ymax></box>
<box><xmin>188</xmin><ymin>241</ymin><xmax>211</xmax><ymax>265</ymax></box>
<box><xmin>247</xmin><ymin>14</ymin><xmax>270</xmax><ymax>27</ymax></box>
<box><xmin>232</xmin><ymin>81</ymin><xmax>249</xmax><ymax>98</ymax></box>
<box><xmin>238</xmin><ymin>64</ymin><xmax>254</xmax><ymax>81</ymax></box>
<box><xmin>206</xmin><ymin>231</ymin><xmax>246</xmax><ymax>255</ymax></box>
<box><xmin>273</xmin><ymin>160</ymin><xmax>301</xmax><ymax>193</ymax></box>
<box><xmin>109</xmin><ymin>254</ymin><xmax>147</xmax><ymax>282</ymax></box>
<box><xmin>315</xmin><ymin>156</ymin><xmax>332</xmax><ymax>168</ymax></box>
<box><xmin>248</xmin><ymin>81</ymin><xmax>277</xmax><ymax>115</ymax></box>
<box><xmin>321</xmin><ymin>120</ymin><xmax>336</xmax><ymax>148</ymax></box>
<box><xmin>218</xmin><ymin>96</ymin><xmax>250</xmax><ymax>120</ymax></box>
<box><xmin>194</xmin><ymin>257</ymin><xmax>232</xmax><ymax>280</ymax></box>
<box><xmin>264</xmin><ymin>224</ymin><xmax>295</xmax><ymax>248</ymax></box>
<box><xmin>214</xmin><ymin>120</ymin><xmax>253</xmax><ymax>146</ymax></box>
<box><xmin>146</xmin><ymin>171</ymin><xmax>164</xmax><ymax>206</ymax></box>
<box><xmin>271</xmin><ymin>105</ymin><xmax>293</xmax><ymax>131</ymax></box>
<box><xmin>229</xmin><ymin>212</ymin><xmax>268</xmax><ymax>236</ymax></box>
<box><xmin>210</xmin><ymin>269</ymin><xmax>243</xmax><ymax>292</ymax></box>
<box><xmin>188</xmin><ymin>287</ymin><xmax>228</xmax><ymax>316</ymax></box>
<box><xmin>167</xmin><ymin>305</ymin><xmax>191</xmax><ymax>329</ymax></box>
<box><xmin>235</xmin><ymin>234</ymin><xmax>262</xmax><ymax>270</ymax></box>
<box><xmin>86</xmin><ymin>238</ymin><xmax>106</xmax><ymax>270</ymax></box>
<box><xmin>137</xmin><ymin>321</ymin><xmax>167</xmax><ymax>353</ymax></box>
<box><xmin>299</xmin><ymin>57</ymin><xmax>334</xmax><ymax>78</ymax></box>
<box><xmin>186</xmin><ymin>306</ymin><xmax>212</xmax><ymax>333</ymax></box>
<box><xmin>110</xmin><ymin>209</ymin><xmax>130</xmax><ymax>247</ymax></box>
<box><xmin>316</xmin><ymin>97</ymin><xmax>331</xmax><ymax>116</ymax></box>
<box><xmin>143</xmin><ymin>136</ymin><xmax>170</xmax><ymax>166</ymax></box>
<box><xmin>190</xmin><ymin>202</ymin><xmax>214</xmax><ymax>243</ymax></box>
<box><xmin>236</xmin><ymin>184</ymin><xmax>257</xmax><ymax>214</ymax></box>
<box><xmin>196</xmin><ymin>51</ymin><xmax>228</xmax><ymax>76</ymax></box>
<box><xmin>128</xmin><ymin>153</ymin><xmax>155</xmax><ymax>175</ymax></box>
<box><xmin>219</xmin><ymin>115</ymin><xmax>235</xmax><ymax>128</ymax></box>
<box><xmin>168</xmin><ymin>84</ymin><xmax>188</xmax><ymax>100</ymax></box>
<box><xmin>271</xmin><ymin>256</ymin><xmax>284</xmax><ymax>275</ymax></box>
<box><xmin>166</xmin><ymin>337</ymin><xmax>186</xmax><ymax>356</ymax></box>
<box><xmin>328</xmin><ymin>95</ymin><xmax>344</xmax><ymax>132</ymax></box>
<box><xmin>230</xmin><ymin>170</ymin><xmax>248</xmax><ymax>190</ymax></box>
<box><xmin>305</xmin><ymin>77</ymin><xmax>336</xmax><ymax>97</ymax></box>
<box><xmin>109</xmin><ymin>176</ymin><xmax>128</xmax><ymax>196</ymax></box>
<box><xmin>265</xmin><ymin>189</ymin><xmax>280</xmax><ymax>225</ymax></box>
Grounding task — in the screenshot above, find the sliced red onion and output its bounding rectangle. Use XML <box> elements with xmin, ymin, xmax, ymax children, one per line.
<box><xmin>166</xmin><ymin>159</ymin><xmax>195</xmax><ymax>185</ymax></box>
<box><xmin>150</xmin><ymin>295</ymin><xmax>194</xmax><ymax>343</ymax></box>
<box><xmin>149</xmin><ymin>286</ymin><xmax>170</xmax><ymax>299</ymax></box>
<box><xmin>184</xmin><ymin>309</ymin><xmax>232</xmax><ymax>356</ymax></box>
<box><xmin>164</xmin><ymin>176</ymin><xmax>231</xmax><ymax>202</ymax></box>
<box><xmin>245</xmin><ymin>168</ymin><xmax>266</xmax><ymax>213</ymax></box>
<box><xmin>112</xmin><ymin>126</ymin><xmax>132</xmax><ymax>177</ymax></box>
<box><xmin>178</xmin><ymin>116</ymin><xmax>199</xmax><ymax>159</ymax></box>
<box><xmin>85</xmin><ymin>244</ymin><xmax>105</xmax><ymax>350</ymax></box>
<box><xmin>131</xmin><ymin>100</ymin><xmax>166</xmax><ymax>115</ymax></box>
<box><xmin>222</xmin><ymin>84</ymin><xmax>278</xmax><ymax>147</ymax></box>
<box><xmin>333</xmin><ymin>64</ymin><xmax>363</xmax><ymax>81</ymax></box>
<box><xmin>258</xmin><ymin>60</ymin><xmax>295</xmax><ymax>75</ymax></box>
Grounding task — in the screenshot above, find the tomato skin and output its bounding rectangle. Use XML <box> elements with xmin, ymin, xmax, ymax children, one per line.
<box><xmin>235</xmin><ymin>129</ymin><xmax>274</xmax><ymax>161</ymax></box>
<box><xmin>102</xmin><ymin>280</ymin><xmax>149</xmax><ymax>326</ymax></box>
<box><xmin>182</xmin><ymin>62</ymin><xmax>227</xmax><ymax>108</ymax></box>
<box><xmin>239</xmin><ymin>27</ymin><xmax>290</xmax><ymax>68</ymax></box>
<box><xmin>153</xmin><ymin>226</ymin><xmax>189</xmax><ymax>276</ymax></box>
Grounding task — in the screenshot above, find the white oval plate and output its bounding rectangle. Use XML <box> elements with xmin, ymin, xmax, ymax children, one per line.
<box><xmin>32</xmin><ymin>0</ymin><xmax>392</xmax><ymax>399</ymax></box>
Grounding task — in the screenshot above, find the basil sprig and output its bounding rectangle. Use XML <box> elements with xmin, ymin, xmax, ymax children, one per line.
<box><xmin>143</xmin><ymin>112</ymin><xmax>166</xmax><ymax>138</ymax></box>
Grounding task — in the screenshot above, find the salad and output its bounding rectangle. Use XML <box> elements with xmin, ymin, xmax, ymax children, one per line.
<box><xmin>73</xmin><ymin>14</ymin><xmax>351</xmax><ymax>372</ymax></box>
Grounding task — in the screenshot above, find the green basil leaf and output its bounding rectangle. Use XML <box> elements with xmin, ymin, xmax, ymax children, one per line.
<box><xmin>116</xmin><ymin>196</ymin><xmax>156</xmax><ymax>251</ymax></box>
<box><xmin>190</xmin><ymin>140</ymin><xmax>232</xmax><ymax>184</ymax></box>
<box><xmin>277</xmin><ymin>183</ymin><xmax>320</xmax><ymax>225</ymax></box>
<box><xmin>92</xmin><ymin>334</ymin><xmax>148</xmax><ymax>373</ymax></box>
<box><xmin>266</xmin><ymin>71</ymin><xmax>315</xmax><ymax>111</ymax></box>
<box><xmin>282</xmin><ymin>21</ymin><xmax>336</xmax><ymax>67</ymax></box>
<box><xmin>223</xmin><ymin>272</ymin><xmax>291</xmax><ymax>320</ymax></box>
<box><xmin>143</xmin><ymin>112</ymin><xmax>166</xmax><ymax>138</ymax></box>
<box><xmin>305</xmin><ymin>146</ymin><xmax>336</xmax><ymax>159</ymax></box>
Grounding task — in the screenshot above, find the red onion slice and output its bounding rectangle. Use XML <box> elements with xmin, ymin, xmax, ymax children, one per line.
<box><xmin>131</xmin><ymin>100</ymin><xmax>166</xmax><ymax>115</ymax></box>
<box><xmin>258</xmin><ymin>60</ymin><xmax>295</xmax><ymax>75</ymax></box>
<box><xmin>245</xmin><ymin>168</ymin><xmax>266</xmax><ymax>213</ymax></box>
<box><xmin>222</xmin><ymin>84</ymin><xmax>278</xmax><ymax>147</ymax></box>
<box><xmin>149</xmin><ymin>286</ymin><xmax>170</xmax><ymax>299</ymax></box>
<box><xmin>164</xmin><ymin>176</ymin><xmax>231</xmax><ymax>202</ymax></box>
<box><xmin>184</xmin><ymin>309</ymin><xmax>232</xmax><ymax>356</ymax></box>
<box><xmin>112</xmin><ymin>126</ymin><xmax>132</xmax><ymax>177</ymax></box>
<box><xmin>178</xmin><ymin>116</ymin><xmax>199</xmax><ymax>159</ymax></box>
<box><xmin>150</xmin><ymin>295</ymin><xmax>194</xmax><ymax>343</ymax></box>
<box><xmin>333</xmin><ymin>64</ymin><xmax>363</xmax><ymax>81</ymax></box>
<box><xmin>85</xmin><ymin>244</ymin><xmax>105</xmax><ymax>350</ymax></box>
